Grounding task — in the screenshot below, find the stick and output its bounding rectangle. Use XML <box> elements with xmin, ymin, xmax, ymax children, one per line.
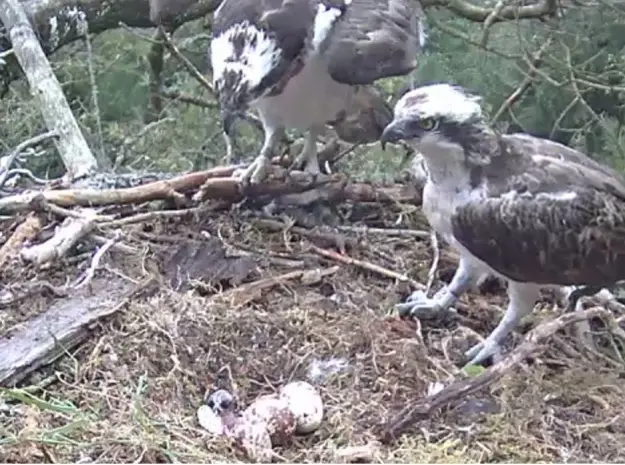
<box><xmin>310</xmin><ymin>245</ymin><xmax>425</xmax><ymax>291</ymax></box>
<box><xmin>72</xmin><ymin>230</ymin><xmax>121</xmax><ymax>289</ymax></box>
<box><xmin>380</xmin><ymin>306</ymin><xmax>610</xmax><ymax>443</ymax></box>
<box><xmin>334</xmin><ymin>226</ymin><xmax>431</xmax><ymax>238</ymax></box>
<box><xmin>211</xmin><ymin>266</ymin><xmax>339</xmax><ymax>307</ymax></box>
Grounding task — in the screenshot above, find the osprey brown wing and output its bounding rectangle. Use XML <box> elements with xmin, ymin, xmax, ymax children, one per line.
<box><xmin>450</xmin><ymin>139</ymin><xmax>625</xmax><ymax>287</ymax></box>
<box><xmin>322</xmin><ymin>0</ymin><xmax>423</xmax><ymax>85</ymax></box>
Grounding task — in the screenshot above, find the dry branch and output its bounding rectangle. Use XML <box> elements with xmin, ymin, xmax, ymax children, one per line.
<box><xmin>0</xmin><ymin>277</ymin><xmax>151</xmax><ymax>386</ymax></box>
<box><xmin>20</xmin><ymin>209</ymin><xmax>98</xmax><ymax>265</ymax></box>
<box><xmin>380</xmin><ymin>306</ymin><xmax>611</xmax><ymax>443</ymax></box>
<box><xmin>0</xmin><ymin>165</ymin><xmax>419</xmax><ymax>214</ymax></box>
<box><xmin>0</xmin><ymin>0</ymin><xmax>98</xmax><ymax>179</ymax></box>
<box><xmin>311</xmin><ymin>245</ymin><xmax>425</xmax><ymax>291</ymax></box>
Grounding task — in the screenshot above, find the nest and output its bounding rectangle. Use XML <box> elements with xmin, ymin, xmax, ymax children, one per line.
<box><xmin>1</xmin><ymin>168</ymin><xmax>625</xmax><ymax>463</ymax></box>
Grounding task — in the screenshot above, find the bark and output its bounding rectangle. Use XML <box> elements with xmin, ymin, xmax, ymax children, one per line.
<box><xmin>1</xmin><ymin>0</ymin><xmax>99</xmax><ymax>179</ymax></box>
<box><xmin>0</xmin><ymin>276</ymin><xmax>143</xmax><ymax>387</ymax></box>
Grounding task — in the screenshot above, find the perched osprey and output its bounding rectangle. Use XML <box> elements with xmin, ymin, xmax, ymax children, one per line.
<box><xmin>210</xmin><ymin>0</ymin><xmax>424</xmax><ymax>184</ymax></box>
<box><xmin>380</xmin><ymin>83</ymin><xmax>625</xmax><ymax>366</ymax></box>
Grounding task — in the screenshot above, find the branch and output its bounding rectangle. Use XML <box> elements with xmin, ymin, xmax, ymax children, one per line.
<box><xmin>380</xmin><ymin>306</ymin><xmax>611</xmax><ymax>443</ymax></box>
<box><xmin>0</xmin><ymin>131</ymin><xmax>58</xmax><ymax>189</ymax></box>
<box><xmin>0</xmin><ymin>164</ymin><xmax>421</xmax><ymax>214</ymax></box>
<box><xmin>490</xmin><ymin>38</ymin><xmax>552</xmax><ymax>124</ymax></box>
<box><xmin>422</xmin><ymin>0</ymin><xmax>558</xmax><ymax>22</ymax></box>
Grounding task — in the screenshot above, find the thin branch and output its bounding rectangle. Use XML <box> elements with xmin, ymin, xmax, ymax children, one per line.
<box><xmin>490</xmin><ymin>38</ymin><xmax>552</xmax><ymax>124</ymax></box>
<box><xmin>0</xmin><ymin>131</ymin><xmax>58</xmax><ymax>189</ymax></box>
<box><xmin>310</xmin><ymin>245</ymin><xmax>425</xmax><ymax>290</ymax></box>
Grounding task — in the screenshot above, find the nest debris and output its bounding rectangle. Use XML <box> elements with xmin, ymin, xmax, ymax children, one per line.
<box><xmin>0</xmin><ymin>169</ymin><xmax>625</xmax><ymax>463</ymax></box>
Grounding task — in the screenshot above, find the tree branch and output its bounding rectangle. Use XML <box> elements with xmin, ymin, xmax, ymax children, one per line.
<box><xmin>422</xmin><ymin>0</ymin><xmax>558</xmax><ymax>22</ymax></box>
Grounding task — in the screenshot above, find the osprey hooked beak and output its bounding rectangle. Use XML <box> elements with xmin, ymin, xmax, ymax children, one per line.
<box><xmin>380</xmin><ymin>118</ymin><xmax>410</xmax><ymax>151</ymax></box>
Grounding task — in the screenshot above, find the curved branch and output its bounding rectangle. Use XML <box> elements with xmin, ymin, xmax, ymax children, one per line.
<box><xmin>422</xmin><ymin>0</ymin><xmax>558</xmax><ymax>22</ymax></box>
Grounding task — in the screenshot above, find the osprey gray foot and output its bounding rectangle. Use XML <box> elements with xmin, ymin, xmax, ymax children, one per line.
<box><xmin>464</xmin><ymin>339</ymin><xmax>502</xmax><ymax>367</ymax></box>
<box><xmin>233</xmin><ymin>154</ymin><xmax>271</xmax><ymax>185</ymax></box>
<box><xmin>395</xmin><ymin>288</ymin><xmax>455</xmax><ymax>319</ymax></box>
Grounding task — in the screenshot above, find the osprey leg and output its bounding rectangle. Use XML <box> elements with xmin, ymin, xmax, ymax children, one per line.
<box><xmin>234</xmin><ymin>125</ymin><xmax>285</xmax><ymax>185</ymax></box>
<box><xmin>288</xmin><ymin>126</ymin><xmax>323</xmax><ymax>174</ymax></box>
<box><xmin>465</xmin><ymin>282</ymin><xmax>540</xmax><ymax>366</ymax></box>
<box><xmin>396</xmin><ymin>258</ymin><xmax>482</xmax><ymax>319</ymax></box>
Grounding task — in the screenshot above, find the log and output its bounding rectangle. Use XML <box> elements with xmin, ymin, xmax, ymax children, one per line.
<box><xmin>0</xmin><ymin>0</ymin><xmax>98</xmax><ymax>179</ymax></box>
<box><xmin>0</xmin><ymin>276</ymin><xmax>151</xmax><ymax>387</ymax></box>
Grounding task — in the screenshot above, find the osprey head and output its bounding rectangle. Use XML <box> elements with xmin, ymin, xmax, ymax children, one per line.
<box><xmin>380</xmin><ymin>83</ymin><xmax>484</xmax><ymax>150</ymax></box>
<box><xmin>211</xmin><ymin>21</ymin><xmax>283</xmax><ymax>135</ymax></box>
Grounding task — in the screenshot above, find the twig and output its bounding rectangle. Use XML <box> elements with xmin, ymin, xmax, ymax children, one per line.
<box><xmin>480</xmin><ymin>0</ymin><xmax>507</xmax><ymax>48</ymax></box>
<box><xmin>490</xmin><ymin>38</ymin><xmax>552</xmax><ymax>124</ymax></box>
<box><xmin>97</xmin><ymin>205</ymin><xmax>220</xmax><ymax>228</ymax></box>
<box><xmin>310</xmin><ymin>245</ymin><xmax>424</xmax><ymax>290</ymax></box>
<box><xmin>380</xmin><ymin>306</ymin><xmax>610</xmax><ymax>443</ymax></box>
<box><xmin>425</xmin><ymin>230</ymin><xmax>440</xmax><ymax>294</ymax></box>
<box><xmin>73</xmin><ymin>230</ymin><xmax>121</xmax><ymax>289</ymax></box>
<box><xmin>0</xmin><ymin>131</ymin><xmax>58</xmax><ymax>189</ymax></box>
<box><xmin>159</xmin><ymin>26</ymin><xmax>214</xmax><ymax>94</ymax></box>
<box><xmin>334</xmin><ymin>225</ymin><xmax>430</xmax><ymax>238</ymax></box>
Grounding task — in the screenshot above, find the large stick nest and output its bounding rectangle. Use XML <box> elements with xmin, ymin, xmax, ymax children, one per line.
<box><xmin>1</xmin><ymin>166</ymin><xmax>625</xmax><ymax>463</ymax></box>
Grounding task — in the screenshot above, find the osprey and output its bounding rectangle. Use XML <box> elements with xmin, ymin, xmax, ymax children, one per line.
<box><xmin>210</xmin><ymin>0</ymin><xmax>424</xmax><ymax>184</ymax></box>
<box><xmin>380</xmin><ymin>83</ymin><xmax>625</xmax><ymax>366</ymax></box>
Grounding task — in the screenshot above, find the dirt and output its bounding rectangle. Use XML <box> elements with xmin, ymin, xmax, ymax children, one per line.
<box><xmin>1</xmin><ymin>208</ymin><xmax>625</xmax><ymax>463</ymax></box>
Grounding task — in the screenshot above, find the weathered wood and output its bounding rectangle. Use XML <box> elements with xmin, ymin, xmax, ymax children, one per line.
<box><xmin>0</xmin><ymin>165</ymin><xmax>421</xmax><ymax>214</ymax></box>
<box><xmin>1</xmin><ymin>0</ymin><xmax>98</xmax><ymax>179</ymax></box>
<box><xmin>0</xmin><ymin>277</ymin><xmax>147</xmax><ymax>387</ymax></box>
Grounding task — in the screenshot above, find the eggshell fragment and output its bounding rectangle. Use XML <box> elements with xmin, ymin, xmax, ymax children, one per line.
<box><xmin>197</xmin><ymin>404</ymin><xmax>225</xmax><ymax>436</ymax></box>
<box><xmin>279</xmin><ymin>381</ymin><xmax>323</xmax><ymax>433</ymax></box>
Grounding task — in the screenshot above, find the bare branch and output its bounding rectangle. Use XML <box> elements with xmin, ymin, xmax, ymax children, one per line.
<box><xmin>423</xmin><ymin>0</ymin><xmax>558</xmax><ymax>22</ymax></box>
<box><xmin>0</xmin><ymin>131</ymin><xmax>58</xmax><ymax>189</ymax></box>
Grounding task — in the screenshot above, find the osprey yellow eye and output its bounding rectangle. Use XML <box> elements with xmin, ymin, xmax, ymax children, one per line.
<box><xmin>420</xmin><ymin>118</ymin><xmax>437</xmax><ymax>130</ymax></box>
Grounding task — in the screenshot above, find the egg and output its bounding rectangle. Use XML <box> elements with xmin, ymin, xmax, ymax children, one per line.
<box><xmin>230</xmin><ymin>416</ymin><xmax>273</xmax><ymax>463</ymax></box>
<box><xmin>243</xmin><ymin>393</ymin><xmax>296</xmax><ymax>446</ymax></box>
<box><xmin>278</xmin><ymin>381</ymin><xmax>323</xmax><ymax>434</ymax></box>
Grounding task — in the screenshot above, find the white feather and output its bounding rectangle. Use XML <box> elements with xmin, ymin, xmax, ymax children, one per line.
<box><xmin>210</xmin><ymin>21</ymin><xmax>282</xmax><ymax>91</ymax></box>
<box><xmin>312</xmin><ymin>4</ymin><xmax>343</xmax><ymax>50</ymax></box>
<box><xmin>395</xmin><ymin>83</ymin><xmax>482</xmax><ymax>124</ymax></box>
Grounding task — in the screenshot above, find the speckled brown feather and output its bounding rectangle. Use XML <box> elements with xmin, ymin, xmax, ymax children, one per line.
<box><xmin>451</xmin><ymin>134</ymin><xmax>625</xmax><ymax>287</ymax></box>
<box><xmin>329</xmin><ymin>85</ymin><xmax>393</xmax><ymax>143</ymax></box>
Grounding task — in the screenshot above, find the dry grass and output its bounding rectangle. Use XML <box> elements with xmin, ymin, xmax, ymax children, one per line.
<box><xmin>1</xmin><ymin>208</ymin><xmax>625</xmax><ymax>463</ymax></box>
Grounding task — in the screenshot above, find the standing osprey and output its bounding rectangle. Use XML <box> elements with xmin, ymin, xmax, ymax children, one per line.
<box><xmin>210</xmin><ymin>0</ymin><xmax>423</xmax><ymax>184</ymax></box>
<box><xmin>380</xmin><ymin>83</ymin><xmax>625</xmax><ymax>366</ymax></box>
